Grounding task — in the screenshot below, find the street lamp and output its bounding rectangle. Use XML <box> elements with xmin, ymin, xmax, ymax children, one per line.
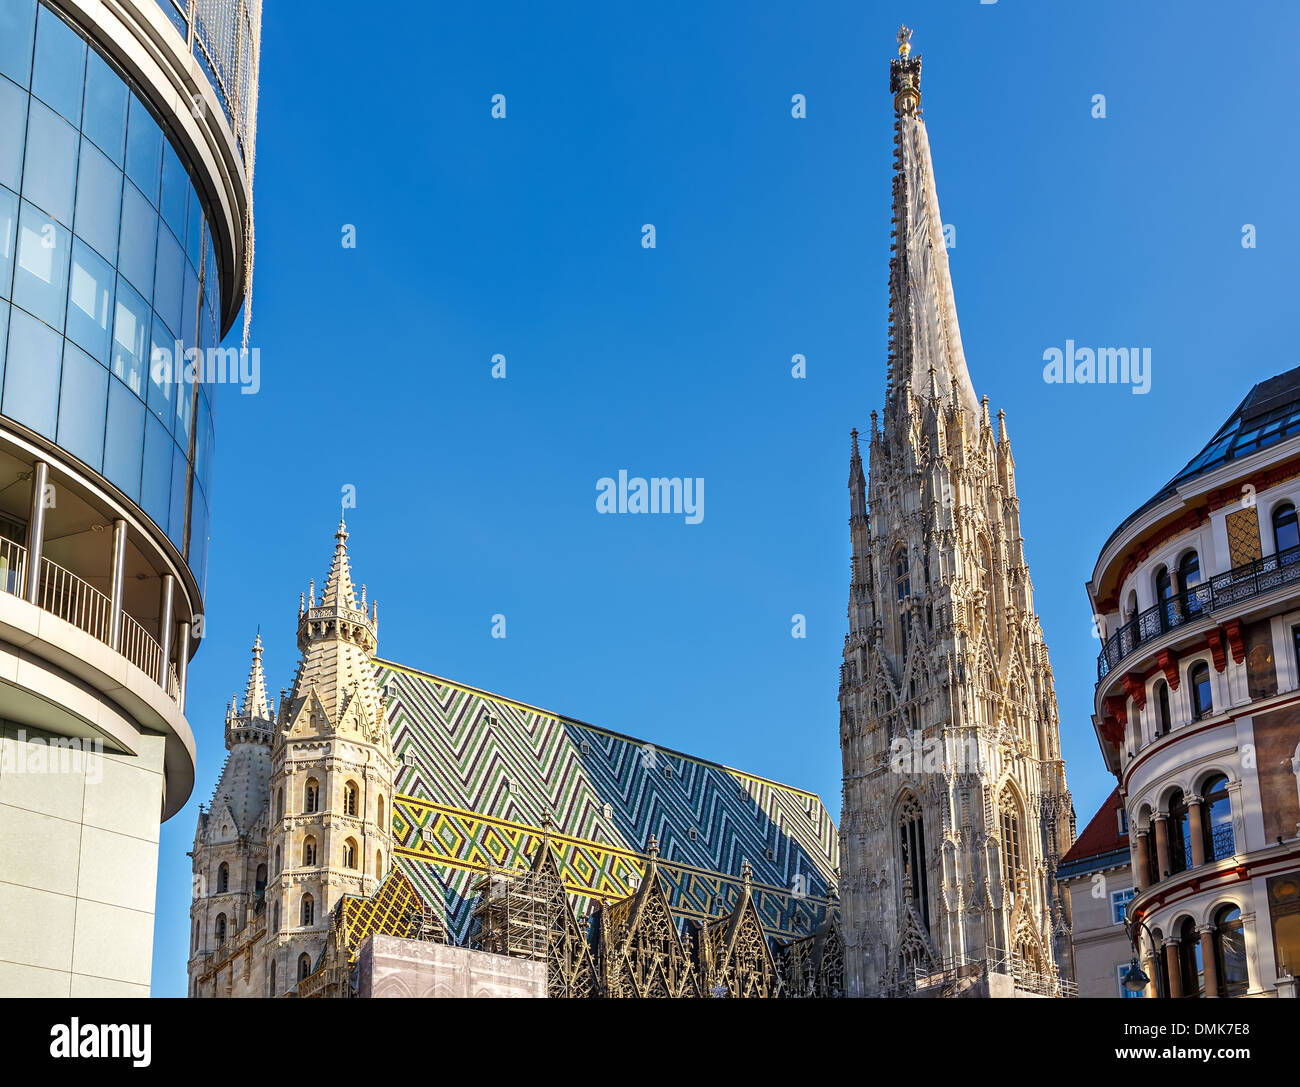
<box><xmin>1124</xmin><ymin>911</ymin><xmax>1164</xmax><ymax>999</ymax></box>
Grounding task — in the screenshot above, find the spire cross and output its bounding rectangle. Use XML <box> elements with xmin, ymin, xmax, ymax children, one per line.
<box><xmin>897</xmin><ymin>24</ymin><xmax>913</xmax><ymax>57</ymax></box>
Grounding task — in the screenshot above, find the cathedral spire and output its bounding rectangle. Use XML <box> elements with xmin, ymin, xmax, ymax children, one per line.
<box><xmin>320</xmin><ymin>518</ymin><xmax>358</xmax><ymax>611</ymax></box>
<box><xmin>240</xmin><ymin>633</ymin><xmax>271</xmax><ymax>721</ymax></box>
<box><xmin>885</xmin><ymin>27</ymin><xmax>980</xmax><ymax>421</ymax></box>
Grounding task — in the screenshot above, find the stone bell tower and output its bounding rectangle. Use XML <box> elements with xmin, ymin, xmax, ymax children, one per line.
<box><xmin>263</xmin><ymin>519</ymin><xmax>396</xmax><ymax>994</ymax></box>
<box><xmin>836</xmin><ymin>27</ymin><xmax>1075</xmax><ymax>997</ymax></box>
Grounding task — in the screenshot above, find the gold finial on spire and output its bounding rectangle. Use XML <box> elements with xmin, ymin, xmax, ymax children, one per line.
<box><xmin>897</xmin><ymin>24</ymin><xmax>913</xmax><ymax>58</ymax></box>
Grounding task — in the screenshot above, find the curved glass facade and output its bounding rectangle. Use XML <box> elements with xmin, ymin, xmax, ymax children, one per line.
<box><xmin>0</xmin><ymin>0</ymin><xmax>220</xmax><ymax>593</ymax></box>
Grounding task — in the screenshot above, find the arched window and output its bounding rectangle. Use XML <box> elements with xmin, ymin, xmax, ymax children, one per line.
<box><xmin>272</xmin><ymin>902</ymin><xmax>280</xmax><ymax>933</ymax></box>
<box><xmin>298</xmin><ymin>953</ymin><xmax>312</xmax><ymax>982</ymax></box>
<box><xmin>302</xmin><ymin>836</ymin><xmax>317</xmax><ymax>867</ymax></box>
<box><xmin>375</xmin><ymin>850</ymin><xmax>382</xmax><ymax>876</ymax></box>
<box><xmin>1190</xmin><ymin>662</ymin><xmax>1213</xmax><ymax>720</ymax></box>
<box><xmin>1202</xmin><ymin>774</ymin><xmax>1234</xmax><ymax>860</ymax></box>
<box><xmin>1155</xmin><ymin>566</ymin><xmax>1174</xmax><ymax>629</ymax></box>
<box><xmin>343</xmin><ymin>838</ymin><xmax>358</xmax><ymax>869</ymax></box>
<box><xmin>377</xmin><ymin>793</ymin><xmax>385</xmax><ymax>825</ymax></box>
<box><xmin>214</xmin><ymin>913</ymin><xmax>227</xmax><ymax>945</ymax></box>
<box><xmin>895</xmin><ymin>548</ymin><xmax>911</xmax><ymax>658</ymax></box>
<box><xmin>275</xmin><ymin>788</ymin><xmax>283</xmax><ymax>820</ymax></box>
<box><xmin>301</xmin><ymin>894</ymin><xmax>314</xmax><ymax>927</ymax></box>
<box><xmin>274</xmin><ymin>845</ymin><xmax>281</xmax><ymax>874</ymax></box>
<box><xmin>1273</xmin><ymin>502</ymin><xmax>1299</xmax><ymax>554</ymax></box>
<box><xmin>304</xmin><ymin>779</ymin><xmax>319</xmax><ymax>813</ymax></box>
<box><xmin>1214</xmin><ymin>906</ymin><xmax>1248</xmax><ymax>996</ymax></box>
<box><xmin>999</xmin><ymin>787</ymin><xmax>1026</xmax><ymax>901</ymax></box>
<box><xmin>897</xmin><ymin>792</ymin><xmax>929</xmax><ymax>933</ymax></box>
<box><xmin>344</xmin><ymin>781</ymin><xmax>359</xmax><ymax>817</ymax></box>
<box><xmin>1168</xmin><ymin>790</ymin><xmax>1191</xmax><ymax>874</ymax></box>
<box><xmin>1178</xmin><ymin>551</ymin><xmax>1202</xmax><ymax>614</ymax></box>
<box><xmin>269</xmin><ymin>960</ymin><xmax>277</xmax><ymax>997</ymax></box>
<box><xmin>216</xmin><ymin>862</ymin><xmax>229</xmax><ymax>893</ymax></box>
<box><xmin>1178</xmin><ymin>916</ymin><xmax>1203</xmax><ymax>997</ymax></box>
<box><xmin>1155</xmin><ymin>680</ymin><xmax>1172</xmax><ymax>737</ymax></box>
<box><xmin>255</xmin><ymin>864</ymin><xmax>267</xmax><ymax>896</ymax></box>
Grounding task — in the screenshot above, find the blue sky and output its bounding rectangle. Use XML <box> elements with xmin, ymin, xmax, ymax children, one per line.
<box><xmin>151</xmin><ymin>0</ymin><xmax>1300</xmax><ymax>995</ymax></box>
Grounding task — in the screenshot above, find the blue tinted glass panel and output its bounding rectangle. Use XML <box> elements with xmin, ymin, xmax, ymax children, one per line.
<box><xmin>185</xmin><ymin>189</ymin><xmax>201</xmax><ymax>267</ymax></box>
<box><xmin>195</xmin><ymin>390</ymin><xmax>211</xmax><ymax>494</ymax></box>
<box><xmin>81</xmin><ymin>51</ymin><xmax>126</xmax><ymax>165</ymax></box>
<box><xmin>20</xmin><ymin>99</ymin><xmax>76</xmax><ymax>225</ymax></box>
<box><xmin>110</xmin><ymin>274</ymin><xmax>147</xmax><ymax>396</ymax></box>
<box><xmin>57</xmin><ymin>341</ymin><xmax>105</xmax><ymax>470</ymax></box>
<box><xmin>66</xmin><ymin>237</ymin><xmax>113</xmax><ymax>362</ymax></box>
<box><xmin>103</xmin><ymin>375</ymin><xmax>143</xmax><ymax>501</ymax></box>
<box><xmin>0</xmin><ymin>299</ymin><xmax>8</xmax><ymax>383</ymax></box>
<box><xmin>117</xmin><ymin>181</ymin><xmax>156</xmax><ymax>299</ymax></box>
<box><xmin>0</xmin><ymin>77</ymin><xmax>27</xmax><ymax>192</ymax></box>
<box><xmin>31</xmin><ymin>6</ymin><xmax>84</xmax><ymax>123</ymax></box>
<box><xmin>153</xmin><ymin>226</ymin><xmax>183</xmax><ymax>334</ymax></box>
<box><xmin>146</xmin><ymin>312</ymin><xmax>174</xmax><ymax>429</ymax></box>
<box><xmin>13</xmin><ymin>200</ymin><xmax>69</xmax><ymax>330</ymax></box>
<box><xmin>174</xmin><ymin>346</ymin><xmax>192</xmax><ymax>442</ymax></box>
<box><xmin>181</xmin><ymin>263</ymin><xmax>198</xmax><ymax>350</ymax></box>
<box><xmin>159</xmin><ymin>142</ymin><xmax>186</xmax><ymax>240</ymax></box>
<box><xmin>189</xmin><ymin>483</ymin><xmax>208</xmax><ymax>594</ymax></box>
<box><xmin>167</xmin><ymin>443</ymin><xmax>186</xmax><ymax>549</ymax></box>
<box><xmin>124</xmin><ymin>96</ymin><xmax>161</xmax><ymax>204</ymax></box>
<box><xmin>2</xmin><ymin>305</ymin><xmax>60</xmax><ymax>437</ymax></box>
<box><xmin>141</xmin><ymin>411</ymin><xmax>171</xmax><ymax>524</ymax></box>
<box><xmin>0</xmin><ymin>0</ymin><xmax>36</xmax><ymax>88</ymax></box>
<box><xmin>73</xmin><ymin>141</ymin><xmax>121</xmax><ymax>263</ymax></box>
<box><xmin>0</xmin><ymin>185</ymin><xmax>16</xmax><ymax>297</ymax></box>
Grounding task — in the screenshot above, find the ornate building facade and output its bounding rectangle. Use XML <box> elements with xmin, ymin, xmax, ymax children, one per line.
<box><xmin>1088</xmin><ymin>365</ymin><xmax>1300</xmax><ymax>998</ymax></box>
<box><xmin>836</xmin><ymin>29</ymin><xmax>1075</xmax><ymax>997</ymax></box>
<box><xmin>189</xmin><ymin>521</ymin><xmax>843</xmax><ymax>997</ymax></box>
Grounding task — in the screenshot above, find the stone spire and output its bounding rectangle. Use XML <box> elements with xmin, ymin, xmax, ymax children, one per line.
<box><xmin>241</xmin><ymin>633</ymin><xmax>271</xmax><ymax>721</ymax></box>
<box><xmin>885</xmin><ymin>25</ymin><xmax>980</xmax><ymax>421</ymax></box>
<box><xmin>283</xmin><ymin>518</ymin><xmax>384</xmax><ymax>735</ymax></box>
<box><xmin>835</xmin><ymin>28</ymin><xmax>1074</xmax><ymax>998</ymax></box>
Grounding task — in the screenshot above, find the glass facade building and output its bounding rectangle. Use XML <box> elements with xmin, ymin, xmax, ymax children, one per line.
<box><xmin>0</xmin><ymin>0</ymin><xmax>258</xmax><ymax>995</ymax></box>
<box><xmin>1</xmin><ymin>0</ymin><xmax>219</xmax><ymax>590</ymax></box>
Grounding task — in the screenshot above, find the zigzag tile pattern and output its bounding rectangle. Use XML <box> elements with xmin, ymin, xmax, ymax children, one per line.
<box><xmin>376</xmin><ymin>661</ymin><xmax>839</xmax><ymax>944</ymax></box>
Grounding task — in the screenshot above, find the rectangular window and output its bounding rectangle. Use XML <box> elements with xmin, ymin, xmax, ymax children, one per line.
<box><xmin>103</xmin><ymin>374</ymin><xmax>144</xmax><ymax>501</ymax></box>
<box><xmin>81</xmin><ymin>51</ymin><xmax>127</xmax><ymax>165</ymax></box>
<box><xmin>1110</xmin><ymin>887</ymin><xmax>1136</xmax><ymax>925</ymax></box>
<box><xmin>124</xmin><ymin>95</ymin><xmax>161</xmax><ymax>204</ymax></box>
<box><xmin>66</xmin><ymin>238</ymin><xmax>114</xmax><ymax>363</ymax></box>
<box><xmin>20</xmin><ymin>99</ymin><xmax>76</xmax><ymax>226</ymax></box>
<box><xmin>0</xmin><ymin>185</ymin><xmax>18</xmax><ymax>298</ymax></box>
<box><xmin>73</xmin><ymin>141</ymin><xmax>122</xmax><ymax>264</ymax></box>
<box><xmin>117</xmin><ymin>181</ymin><xmax>157</xmax><ymax>300</ymax></box>
<box><xmin>13</xmin><ymin>199</ymin><xmax>69</xmax><ymax>330</ymax></box>
<box><xmin>0</xmin><ymin>76</ymin><xmax>28</xmax><ymax>192</ymax></box>
<box><xmin>111</xmin><ymin>274</ymin><xmax>148</xmax><ymax>395</ymax></box>
<box><xmin>30</xmin><ymin>5</ymin><xmax>85</xmax><ymax>124</ymax></box>
<box><xmin>56</xmin><ymin>341</ymin><xmax>106</xmax><ymax>471</ymax></box>
<box><xmin>0</xmin><ymin>0</ymin><xmax>37</xmax><ymax>88</ymax></box>
<box><xmin>2</xmin><ymin>307</ymin><xmax>61</xmax><ymax>438</ymax></box>
<box><xmin>1292</xmin><ymin>625</ymin><xmax>1300</xmax><ymax>683</ymax></box>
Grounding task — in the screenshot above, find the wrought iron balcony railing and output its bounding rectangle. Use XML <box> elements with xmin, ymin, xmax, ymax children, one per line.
<box><xmin>0</xmin><ymin>540</ymin><xmax>176</xmax><ymax>702</ymax></box>
<box><xmin>1097</xmin><ymin>542</ymin><xmax>1300</xmax><ymax>681</ymax></box>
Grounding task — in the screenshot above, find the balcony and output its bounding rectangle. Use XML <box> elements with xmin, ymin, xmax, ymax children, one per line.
<box><xmin>0</xmin><ymin>537</ymin><xmax>179</xmax><ymax>699</ymax></box>
<box><xmin>1097</xmin><ymin>543</ymin><xmax>1300</xmax><ymax>682</ymax></box>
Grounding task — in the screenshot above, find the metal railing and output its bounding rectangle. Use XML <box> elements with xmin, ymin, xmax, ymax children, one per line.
<box><xmin>1098</xmin><ymin>543</ymin><xmax>1300</xmax><ymax>681</ymax></box>
<box><xmin>1210</xmin><ymin>822</ymin><xmax>1236</xmax><ymax>861</ymax></box>
<box><xmin>895</xmin><ymin>944</ymin><xmax>1077</xmax><ymax>998</ymax></box>
<box><xmin>0</xmin><ymin>543</ymin><xmax>176</xmax><ymax>703</ymax></box>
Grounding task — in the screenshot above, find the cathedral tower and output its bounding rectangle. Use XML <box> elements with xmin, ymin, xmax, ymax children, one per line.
<box><xmin>188</xmin><ymin>636</ymin><xmax>274</xmax><ymax>994</ymax></box>
<box><xmin>263</xmin><ymin>520</ymin><xmax>397</xmax><ymax>994</ymax></box>
<box><xmin>837</xmin><ymin>28</ymin><xmax>1074</xmax><ymax>997</ymax></box>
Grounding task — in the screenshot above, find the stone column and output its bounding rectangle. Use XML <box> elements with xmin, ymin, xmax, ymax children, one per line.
<box><xmin>1142</xmin><ymin>949</ymin><xmax>1158</xmax><ymax>999</ymax></box>
<box><xmin>24</xmin><ymin>461</ymin><xmax>48</xmax><ymax>605</ymax></box>
<box><xmin>1135</xmin><ymin>831</ymin><xmax>1152</xmax><ymax>890</ymax></box>
<box><xmin>1165</xmin><ymin>939</ymin><xmax>1183</xmax><ymax>999</ymax></box>
<box><xmin>1154</xmin><ymin>814</ymin><xmax>1171</xmax><ymax>880</ymax></box>
<box><xmin>1199</xmin><ymin>925</ymin><xmax>1219</xmax><ymax>997</ymax></box>
<box><xmin>1188</xmin><ymin>796</ymin><xmax>1206</xmax><ymax>867</ymax></box>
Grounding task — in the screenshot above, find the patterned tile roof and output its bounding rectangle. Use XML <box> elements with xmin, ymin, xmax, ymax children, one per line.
<box><xmin>375</xmin><ymin>659</ymin><xmax>839</xmax><ymax>944</ymax></box>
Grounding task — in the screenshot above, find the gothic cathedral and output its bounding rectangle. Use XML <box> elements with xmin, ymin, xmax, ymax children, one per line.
<box><xmin>837</xmin><ymin>29</ymin><xmax>1075</xmax><ymax>997</ymax></box>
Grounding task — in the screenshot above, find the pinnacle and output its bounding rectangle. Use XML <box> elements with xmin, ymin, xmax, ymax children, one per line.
<box><xmin>239</xmin><ymin>632</ymin><xmax>271</xmax><ymax>720</ymax></box>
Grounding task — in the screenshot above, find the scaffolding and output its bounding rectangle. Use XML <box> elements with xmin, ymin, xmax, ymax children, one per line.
<box><xmin>470</xmin><ymin>864</ymin><xmax>562</xmax><ymax>961</ymax></box>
